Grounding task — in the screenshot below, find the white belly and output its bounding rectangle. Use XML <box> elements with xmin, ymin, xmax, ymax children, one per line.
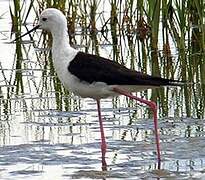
<box><xmin>60</xmin><ymin>72</ymin><xmax>117</xmax><ymax>99</ymax></box>
<box><xmin>53</xmin><ymin>54</ymin><xmax>156</xmax><ymax>99</ymax></box>
<box><xmin>57</xmin><ymin>68</ymin><xmax>156</xmax><ymax>99</ymax></box>
<box><xmin>52</xmin><ymin>45</ymin><xmax>157</xmax><ymax>99</ymax></box>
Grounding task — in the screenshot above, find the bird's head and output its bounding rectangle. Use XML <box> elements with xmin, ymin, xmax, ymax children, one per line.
<box><xmin>39</xmin><ymin>8</ymin><xmax>67</xmax><ymax>32</ymax></box>
<box><xmin>13</xmin><ymin>8</ymin><xmax>67</xmax><ymax>41</ymax></box>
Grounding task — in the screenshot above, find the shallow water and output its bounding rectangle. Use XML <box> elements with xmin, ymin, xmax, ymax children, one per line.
<box><xmin>1</xmin><ymin>99</ymin><xmax>205</xmax><ymax>179</ymax></box>
<box><xmin>0</xmin><ymin>1</ymin><xmax>205</xmax><ymax>180</ymax></box>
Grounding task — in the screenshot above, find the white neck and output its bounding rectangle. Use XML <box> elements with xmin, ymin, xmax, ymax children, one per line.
<box><xmin>50</xmin><ymin>26</ymin><xmax>79</xmax><ymax>89</ymax></box>
<box><xmin>50</xmin><ymin>26</ymin><xmax>78</xmax><ymax>70</ymax></box>
<box><xmin>51</xmin><ymin>27</ymin><xmax>69</xmax><ymax>51</ymax></box>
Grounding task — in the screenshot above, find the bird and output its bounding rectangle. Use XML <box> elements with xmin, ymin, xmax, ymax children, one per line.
<box><xmin>14</xmin><ymin>8</ymin><xmax>184</xmax><ymax>170</ymax></box>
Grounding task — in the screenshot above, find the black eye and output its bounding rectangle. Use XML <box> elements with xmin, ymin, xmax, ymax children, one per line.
<box><xmin>42</xmin><ymin>17</ymin><xmax>47</xmax><ymax>21</ymax></box>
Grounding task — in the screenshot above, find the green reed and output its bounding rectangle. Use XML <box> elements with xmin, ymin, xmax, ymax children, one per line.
<box><xmin>191</xmin><ymin>0</ymin><xmax>205</xmax><ymax>117</ymax></box>
<box><xmin>10</xmin><ymin>0</ymin><xmax>24</xmax><ymax>94</ymax></box>
<box><xmin>89</xmin><ymin>0</ymin><xmax>99</xmax><ymax>55</ymax></box>
<box><xmin>110</xmin><ymin>0</ymin><xmax>119</xmax><ymax>62</ymax></box>
<box><xmin>11</xmin><ymin>0</ymin><xmax>205</xmax><ymax>117</ymax></box>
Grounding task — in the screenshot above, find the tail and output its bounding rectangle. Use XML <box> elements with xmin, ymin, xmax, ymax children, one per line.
<box><xmin>166</xmin><ymin>79</ymin><xmax>186</xmax><ymax>86</ymax></box>
<box><xmin>143</xmin><ymin>75</ymin><xmax>186</xmax><ymax>87</ymax></box>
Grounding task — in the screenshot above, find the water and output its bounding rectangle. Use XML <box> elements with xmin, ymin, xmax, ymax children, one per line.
<box><xmin>0</xmin><ymin>1</ymin><xmax>205</xmax><ymax>179</ymax></box>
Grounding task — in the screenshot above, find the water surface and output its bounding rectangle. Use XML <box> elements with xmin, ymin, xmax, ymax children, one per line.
<box><xmin>0</xmin><ymin>1</ymin><xmax>205</xmax><ymax>179</ymax></box>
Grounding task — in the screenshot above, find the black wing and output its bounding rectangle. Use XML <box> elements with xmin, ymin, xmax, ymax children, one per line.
<box><xmin>68</xmin><ymin>52</ymin><xmax>182</xmax><ymax>86</ymax></box>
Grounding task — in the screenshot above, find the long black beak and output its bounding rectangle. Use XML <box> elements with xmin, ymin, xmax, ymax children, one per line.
<box><xmin>13</xmin><ymin>25</ymin><xmax>40</xmax><ymax>41</ymax></box>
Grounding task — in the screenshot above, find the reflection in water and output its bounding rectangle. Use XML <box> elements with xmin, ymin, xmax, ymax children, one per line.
<box><xmin>0</xmin><ymin>0</ymin><xmax>204</xmax><ymax>179</ymax></box>
<box><xmin>0</xmin><ymin>93</ymin><xmax>205</xmax><ymax>179</ymax></box>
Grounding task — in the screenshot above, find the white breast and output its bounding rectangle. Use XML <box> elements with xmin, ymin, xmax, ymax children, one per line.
<box><xmin>51</xmin><ymin>43</ymin><xmax>156</xmax><ymax>99</ymax></box>
<box><xmin>51</xmin><ymin>46</ymin><xmax>113</xmax><ymax>99</ymax></box>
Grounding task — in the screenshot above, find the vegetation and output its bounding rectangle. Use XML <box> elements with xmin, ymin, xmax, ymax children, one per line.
<box><xmin>10</xmin><ymin>0</ymin><xmax>205</xmax><ymax>118</ymax></box>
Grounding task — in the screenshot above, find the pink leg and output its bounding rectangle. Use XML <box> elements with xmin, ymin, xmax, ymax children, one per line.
<box><xmin>113</xmin><ymin>87</ymin><xmax>161</xmax><ymax>165</ymax></box>
<box><xmin>96</xmin><ymin>99</ymin><xmax>107</xmax><ymax>171</ymax></box>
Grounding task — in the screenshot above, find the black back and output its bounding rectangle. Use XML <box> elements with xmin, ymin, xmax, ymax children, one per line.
<box><xmin>68</xmin><ymin>51</ymin><xmax>180</xmax><ymax>86</ymax></box>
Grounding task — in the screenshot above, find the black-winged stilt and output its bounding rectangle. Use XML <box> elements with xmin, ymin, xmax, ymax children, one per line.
<box><xmin>14</xmin><ymin>8</ymin><xmax>184</xmax><ymax>170</ymax></box>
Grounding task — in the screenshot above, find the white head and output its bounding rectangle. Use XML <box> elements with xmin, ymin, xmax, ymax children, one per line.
<box><xmin>39</xmin><ymin>8</ymin><xmax>67</xmax><ymax>32</ymax></box>
<box><xmin>39</xmin><ymin>8</ymin><xmax>68</xmax><ymax>35</ymax></box>
<box><xmin>14</xmin><ymin>8</ymin><xmax>68</xmax><ymax>41</ymax></box>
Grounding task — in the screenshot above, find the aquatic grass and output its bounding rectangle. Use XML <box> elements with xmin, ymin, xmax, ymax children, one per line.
<box><xmin>192</xmin><ymin>0</ymin><xmax>205</xmax><ymax>117</ymax></box>
<box><xmin>110</xmin><ymin>0</ymin><xmax>119</xmax><ymax>62</ymax></box>
<box><xmin>10</xmin><ymin>0</ymin><xmax>21</xmax><ymax>32</ymax></box>
<box><xmin>188</xmin><ymin>2</ymin><xmax>203</xmax><ymax>118</ymax></box>
<box><xmin>148</xmin><ymin>0</ymin><xmax>161</xmax><ymax>76</ymax></box>
<box><xmin>177</xmin><ymin>1</ymin><xmax>191</xmax><ymax>117</ymax></box>
<box><xmin>9</xmin><ymin>0</ymin><xmax>205</xmax><ymax>117</ymax></box>
<box><xmin>22</xmin><ymin>0</ymin><xmax>35</xmax><ymax>24</ymax></box>
<box><xmin>88</xmin><ymin>0</ymin><xmax>99</xmax><ymax>55</ymax></box>
<box><xmin>123</xmin><ymin>1</ymin><xmax>136</xmax><ymax>70</ymax></box>
<box><xmin>146</xmin><ymin>0</ymin><xmax>168</xmax><ymax>116</ymax></box>
<box><xmin>67</xmin><ymin>0</ymin><xmax>78</xmax><ymax>46</ymax></box>
<box><xmin>10</xmin><ymin>1</ymin><xmax>24</xmax><ymax>94</ymax></box>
